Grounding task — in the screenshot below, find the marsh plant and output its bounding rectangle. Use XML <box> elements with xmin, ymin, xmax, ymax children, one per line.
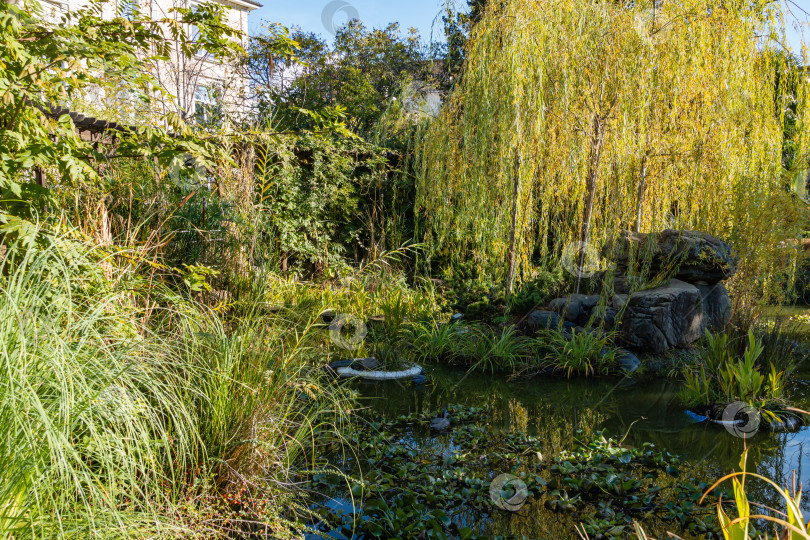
<box><xmin>0</xmin><ymin>233</ymin><xmax>351</xmax><ymax>538</ymax></box>
<box><xmin>508</xmin><ymin>328</ymin><xmax>622</xmax><ymax>378</ymax></box>
<box><xmin>681</xmin><ymin>330</ymin><xmax>788</xmax><ymax>410</ymax></box>
<box><xmin>403</xmin><ymin>321</ymin><xmax>536</xmax><ymax>373</ymax></box>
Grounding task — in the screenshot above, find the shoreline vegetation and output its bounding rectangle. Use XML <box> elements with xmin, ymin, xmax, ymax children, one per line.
<box><xmin>4</xmin><ymin>0</ymin><xmax>810</xmax><ymax>537</ymax></box>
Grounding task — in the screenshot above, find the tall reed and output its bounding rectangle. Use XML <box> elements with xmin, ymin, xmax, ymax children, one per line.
<box><xmin>0</xmin><ymin>231</ymin><xmax>350</xmax><ymax>538</ymax></box>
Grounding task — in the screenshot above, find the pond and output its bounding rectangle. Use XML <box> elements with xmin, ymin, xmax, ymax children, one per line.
<box><xmin>309</xmin><ymin>316</ymin><xmax>810</xmax><ymax>538</ymax></box>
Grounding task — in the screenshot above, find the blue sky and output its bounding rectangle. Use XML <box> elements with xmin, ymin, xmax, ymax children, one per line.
<box><xmin>250</xmin><ymin>1</ymin><xmax>809</xmax><ymax>52</ymax></box>
<box><xmin>249</xmin><ymin>0</ymin><xmax>453</xmax><ymax>43</ymax></box>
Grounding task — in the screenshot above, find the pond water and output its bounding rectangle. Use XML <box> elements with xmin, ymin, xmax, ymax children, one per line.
<box><xmin>313</xmin><ymin>359</ymin><xmax>810</xmax><ymax>537</ymax></box>
<box><xmin>311</xmin><ymin>313</ymin><xmax>810</xmax><ymax>538</ymax></box>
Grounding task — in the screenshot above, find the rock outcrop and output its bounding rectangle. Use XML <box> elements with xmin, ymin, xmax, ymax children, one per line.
<box><xmin>540</xmin><ymin>230</ymin><xmax>736</xmax><ymax>353</ymax></box>
<box><xmin>605</xmin><ymin>229</ymin><xmax>738</xmax><ymax>289</ymax></box>
<box><xmin>619</xmin><ymin>279</ymin><xmax>706</xmax><ymax>353</ymax></box>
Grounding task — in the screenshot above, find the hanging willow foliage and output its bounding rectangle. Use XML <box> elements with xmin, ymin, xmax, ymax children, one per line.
<box><xmin>416</xmin><ymin>0</ymin><xmax>810</xmax><ymax>301</ymax></box>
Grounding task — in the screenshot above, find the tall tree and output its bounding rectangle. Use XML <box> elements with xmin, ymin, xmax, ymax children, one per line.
<box><xmin>0</xmin><ymin>0</ymin><xmax>238</xmax><ymax>213</ymax></box>
<box><xmin>417</xmin><ymin>0</ymin><xmax>810</xmax><ymax>301</ymax></box>
<box><xmin>246</xmin><ymin>21</ymin><xmax>432</xmax><ymax>134</ymax></box>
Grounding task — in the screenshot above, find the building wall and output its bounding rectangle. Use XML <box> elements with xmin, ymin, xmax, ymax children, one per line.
<box><xmin>36</xmin><ymin>0</ymin><xmax>259</xmax><ymax>123</ymax></box>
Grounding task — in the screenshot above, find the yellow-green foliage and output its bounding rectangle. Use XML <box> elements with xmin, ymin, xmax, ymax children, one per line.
<box><xmin>417</xmin><ymin>0</ymin><xmax>809</xmax><ymax>301</ymax></box>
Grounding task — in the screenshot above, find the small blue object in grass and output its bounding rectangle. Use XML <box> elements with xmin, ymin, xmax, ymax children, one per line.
<box><xmin>685</xmin><ymin>410</ymin><xmax>709</xmax><ymax>423</ymax></box>
<box><xmin>411</xmin><ymin>374</ymin><xmax>428</xmax><ymax>385</ymax></box>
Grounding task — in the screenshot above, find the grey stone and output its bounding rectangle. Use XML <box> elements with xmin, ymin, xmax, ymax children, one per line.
<box><xmin>592</xmin><ymin>307</ymin><xmax>617</xmax><ymax>329</ymax></box>
<box><xmin>696</xmin><ymin>283</ymin><xmax>732</xmax><ymax>330</ymax></box>
<box><xmin>616</xmin><ymin>349</ymin><xmax>641</xmax><ymax>373</ymax></box>
<box><xmin>527</xmin><ymin>310</ymin><xmax>563</xmax><ymax>330</ymax></box>
<box><xmin>605</xmin><ymin>229</ymin><xmax>738</xmax><ymax>285</ymax></box>
<box><xmin>576</xmin><ymin>311</ymin><xmax>591</xmax><ymax>327</ymax></box>
<box><xmin>549</xmin><ymin>294</ymin><xmax>600</xmax><ymax>323</ymax></box>
<box><xmin>612</xmin><ymin>294</ymin><xmax>629</xmax><ymax>310</ymax></box>
<box><xmin>619</xmin><ymin>279</ymin><xmax>706</xmax><ymax>353</ymax></box>
<box><xmin>548</xmin><ymin>297</ymin><xmax>580</xmax><ymax>322</ymax></box>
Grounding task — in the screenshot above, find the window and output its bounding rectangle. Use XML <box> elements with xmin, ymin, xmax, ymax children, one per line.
<box><xmin>189</xmin><ymin>0</ymin><xmax>208</xmax><ymax>57</ymax></box>
<box><xmin>119</xmin><ymin>0</ymin><xmax>138</xmax><ymax>20</ymax></box>
<box><xmin>194</xmin><ymin>85</ymin><xmax>217</xmax><ymax>124</ymax></box>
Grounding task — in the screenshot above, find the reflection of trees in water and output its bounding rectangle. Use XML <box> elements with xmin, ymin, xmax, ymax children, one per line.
<box><xmin>358</xmin><ymin>366</ymin><xmax>810</xmax><ymax>522</ymax></box>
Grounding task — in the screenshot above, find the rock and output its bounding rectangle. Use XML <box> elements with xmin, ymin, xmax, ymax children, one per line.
<box><xmin>696</xmin><ymin>283</ymin><xmax>732</xmax><ymax>330</ymax></box>
<box><xmin>549</xmin><ymin>294</ymin><xmax>600</xmax><ymax>323</ymax></box>
<box><xmin>450</xmin><ymin>313</ymin><xmax>464</xmax><ymax>322</ymax></box>
<box><xmin>604</xmin><ymin>307</ymin><xmax>617</xmax><ymax>329</ymax></box>
<box><xmin>616</xmin><ymin>349</ymin><xmax>641</xmax><ymax>373</ymax></box>
<box><xmin>527</xmin><ymin>310</ymin><xmax>563</xmax><ymax>331</ymax></box>
<box><xmin>619</xmin><ymin>279</ymin><xmax>706</xmax><ymax>353</ymax></box>
<box><xmin>548</xmin><ymin>297</ymin><xmax>579</xmax><ymax>322</ymax></box>
<box><xmin>611</xmin><ymin>274</ymin><xmax>632</xmax><ymax>295</ymax></box>
<box><xmin>561</xmin><ymin>321</ymin><xmax>577</xmax><ymax>337</ymax></box>
<box><xmin>605</xmin><ymin>229</ymin><xmax>738</xmax><ymax>285</ymax></box>
<box><xmin>612</xmin><ymin>294</ymin><xmax>629</xmax><ymax>310</ymax></box>
<box><xmin>351</xmin><ymin>357</ymin><xmax>380</xmax><ymax>371</ymax></box>
<box><xmin>575</xmin><ymin>307</ymin><xmax>593</xmax><ymax>327</ymax></box>
<box><xmin>591</xmin><ymin>307</ymin><xmax>617</xmax><ymax>329</ymax></box>
<box><xmin>576</xmin><ymin>294</ymin><xmax>601</xmax><ymax>310</ymax></box>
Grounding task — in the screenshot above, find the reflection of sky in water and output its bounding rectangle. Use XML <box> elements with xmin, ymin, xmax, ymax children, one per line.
<box><xmin>356</xmin><ymin>360</ymin><xmax>810</xmax><ymax>517</ymax></box>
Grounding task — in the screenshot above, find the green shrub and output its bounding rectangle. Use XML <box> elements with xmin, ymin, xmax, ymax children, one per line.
<box><xmin>506</xmin><ymin>268</ymin><xmax>567</xmax><ymax>314</ymax></box>
<box><xmin>680</xmin><ymin>329</ymin><xmax>787</xmax><ymax>408</ymax></box>
<box><xmin>403</xmin><ymin>321</ymin><xmax>535</xmax><ymax>373</ymax></box>
<box><xmin>532</xmin><ymin>328</ymin><xmax>620</xmax><ymax>377</ymax></box>
<box><xmin>465</xmin><ymin>325</ymin><xmax>534</xmax><ymax>374</ymax></box>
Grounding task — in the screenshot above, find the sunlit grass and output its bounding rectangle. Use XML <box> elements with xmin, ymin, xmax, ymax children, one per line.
<box><xmin>0</xmin><ymin>233</ymin><xmax>352</xmax><ymax>538</ymax></box>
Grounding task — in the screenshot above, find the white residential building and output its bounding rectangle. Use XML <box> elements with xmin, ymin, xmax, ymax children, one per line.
<box><xmin>37</xmin><ymin>0</ymin><xmax>261</xmax><ymax>123</ymax></box>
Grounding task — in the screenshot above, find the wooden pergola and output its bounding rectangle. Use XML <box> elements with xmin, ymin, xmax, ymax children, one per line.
<box><xmin>36</xmin><ymin>105</ymin><xmax>130</xmax><ymax>186</ymax></box>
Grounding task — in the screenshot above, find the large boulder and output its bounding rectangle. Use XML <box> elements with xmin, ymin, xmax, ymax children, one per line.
<box><xmin>605</xmin><ymin>229</ymin><xmax>738</xmax><ymax>286</ymax></box>
<box><xmin>619</xmin><ymin>279</ymin><xmax>706</xmax><ymax>353</ymax></box>
<box><xmin>548</xmin><ymin>294</ymin><xmax>600</xmax><ymax>324</ymax></box>
<box><xmin>696</xmin><ymin>283</ymin><xmax>732</xmax><ymax>330</ymax></box>
<box><xmin>527</xmin><ymin>310</ymin><xmax>563</xmax><ymax>331</ymax></box>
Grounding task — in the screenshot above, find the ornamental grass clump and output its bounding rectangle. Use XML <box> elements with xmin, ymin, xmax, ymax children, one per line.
<box><xmin>0</xmin><ymin>232</ymin><xmax>350</xmax><ymax>538</ymax></box>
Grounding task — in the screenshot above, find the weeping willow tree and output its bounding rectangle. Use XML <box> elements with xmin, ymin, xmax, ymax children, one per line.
<box><xmin>417</xmin><ymin>0</ymin><xmax>810</xmax><ymax>301</ymax></box>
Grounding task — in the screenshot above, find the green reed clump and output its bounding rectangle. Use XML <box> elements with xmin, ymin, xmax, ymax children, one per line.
<box><xmin>0</xmin><ymin>232</ymin><xmax>351</xmax><ymax>538</ymax></box>
<box><xmin>403</xmin><ymin>321</ymin><xmax>537</xmax><ymax>373</ymax></box>
<box><xmin>680</xmin><ymin>329</ymin><xmax>789</xmax><ymax>410</ymax></box>
<box><xmin>517</xmin><ymin>328</ymin><xmax>620</xmax><ymax>378</ymax></box>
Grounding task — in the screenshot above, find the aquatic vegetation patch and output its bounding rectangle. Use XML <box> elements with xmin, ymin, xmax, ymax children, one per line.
<box><xmin>680</xmin><ymin>330</ymin><xmax>807</xmax><ymax>431</ymax></box>
<box><xmin>308</xmin><ymin>405</ymin><xmax>726</xmax><ymax>538</ymax></box>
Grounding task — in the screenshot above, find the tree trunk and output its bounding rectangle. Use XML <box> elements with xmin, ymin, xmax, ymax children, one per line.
<box><xmin>505</xmin><ymin>151</ymin><xmax>522</xmax><ymax>296</ymax></box>
<box><xmin>575</xmin><ymin>113</ymin><xmax>606</xmax><ymax>294</ymax></box>
<box><xmin>633</xmin><ymin>155</ymin><xmax>648</xmax><ymax>233</ymax></box>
